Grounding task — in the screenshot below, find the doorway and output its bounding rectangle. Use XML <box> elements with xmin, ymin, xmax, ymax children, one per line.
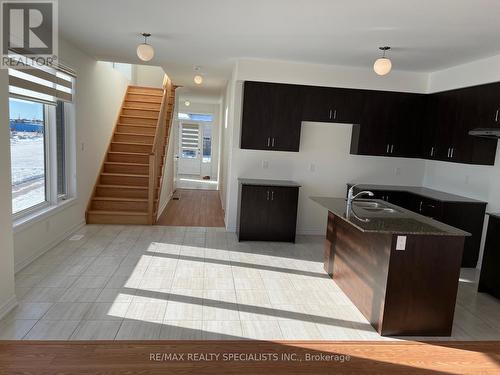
<box><xmin>175</xmin><ymin>119</ymin><xmax>218</xmax><ymax>191</ymax></box>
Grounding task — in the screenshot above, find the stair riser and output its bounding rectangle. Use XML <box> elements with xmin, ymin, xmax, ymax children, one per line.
<box><xmin>120</xmin><ymin>116</ymin><xmax>158</xmax><ymax>126</ymax></box>
<box><xmin>122</xmin><ymin>108</ymin><xmax>160</xmax><ymax>117</ymax></box>
<box><xmin>95</xmin><ymin>186</ymin><xmax>149</xmax><ymax>199</ymax></box>
<box><xmin>104</xmin><ymin>163</ymin><xmax>149</xmax><ymax>175</ymax></box>
<box><xmin>116</xmin><ymin>125</ymin><xmax>156</xmax><ymax>135</ymax></box>
<box><xmin>87</xmin><ymin>213</ymin><xmax>150</xmax><ymax>225</ymax></box>
<box><xmin>124</xmin><ymin>101</ymin><xmax>161</xmax><ymax>110</ymax></box>
<box><xmin>126</xmin><ymin>94</ymin><xmax>162</xmax><ymax>103</ymax></box>
<box><xmin>107</xmin><ymin>153</ymin><xmax>149</xmax><ymax>164</ymax></box>
<box><xmin>91</xmin><ymin>200</ymin><xmax>148</xmax><ymax>212</ymax></box>
<box><xmin>114</xmin><ymin>133</ymin><xmax>154</xmax><ymax>144</ymax></box>
<box><xmin>128</xmin><ymin>87</ymin><xmax>164</xmax><ymax>95</ymax></box>
<box><xmin>100</xmin><ymin>175</ymin><xmax>148</xmax><ymax>186</ymax></box>
<box><xmin>110</xmin><ymin>143</ymin><xmax>151</xmax><ymax>153</ymax></box>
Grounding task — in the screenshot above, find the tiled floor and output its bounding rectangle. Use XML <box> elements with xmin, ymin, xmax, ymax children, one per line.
<box><xmin>2</xmin><ymin>225</ymin><xmax>500</xmax><ymax>340</ymax></box>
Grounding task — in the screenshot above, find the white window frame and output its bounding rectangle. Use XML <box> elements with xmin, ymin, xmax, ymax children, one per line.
<box><xmin>10</xmin><ymin>97</ymin><xmax>77</xmax><ymax>227</ymax></box>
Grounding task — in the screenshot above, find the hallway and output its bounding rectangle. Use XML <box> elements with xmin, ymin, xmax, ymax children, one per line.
<box><xmin>156</xmin><ymin>189</ymin><xmax>225</xmax><ymax>227</ymax></box>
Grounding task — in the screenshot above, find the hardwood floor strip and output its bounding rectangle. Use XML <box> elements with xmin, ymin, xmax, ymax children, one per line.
<box><xmin>0</xmin><ymin>341</ymin><xmax>498</xmax><ymax>374</ymax></box>
<box><xmin>156</xmin><ymin>189</ymin><xmax>225</xmax><ymax>227</ymax></box>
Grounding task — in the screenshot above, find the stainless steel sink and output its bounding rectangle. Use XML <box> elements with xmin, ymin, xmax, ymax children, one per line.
<box><xmin>352</xmin><ymin>201</ymin><xmax>400</xmax><ymax>213</ymax></box>
<box><xmin>352</xmin><ymin>201</ymin><xmax>384</xmax><ymax>209</ymax></box>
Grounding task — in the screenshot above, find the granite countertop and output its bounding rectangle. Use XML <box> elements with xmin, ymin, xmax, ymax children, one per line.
<box><xmin>348</xmin><ymin>184</ymin><xmax>486</xmax><ymax>204</ymax></box>
<box><xmin>238</xmin><ymin>178</ymin><xmax>301</xmax><ymax>187</ymax></box>
<box><xmin>311</xmin><ymin>196</ymin><xmax>470</xmax><ymax>236</ymax></box>
<box><xmin>488</xmin><ymin>213</ymin><xmax>500</xmax><ymax>219</ymax></box>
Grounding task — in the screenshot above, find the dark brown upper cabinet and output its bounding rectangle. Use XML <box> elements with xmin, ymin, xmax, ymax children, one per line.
<box><xmin>302</xmin><ymin>86</ymin><xmax>364</xmax><ymax>124</ymax></box>
<box><xmin>422</xmin><ymin>84</ymin><xmax>499</xmax><ymax>165</ymax></box>
<box><xmin>350</xmin><ymin>90</ymin><xmax>424</xmax><ymax>158</ymax></box>
<box><xmin>241</xmin><ymin>81</ymin><xmax>303</xmax><ymax>152</ymax></box>
<box><xmin>240</xmin><ymin>80</ymin><xmax>498</xmax><ymax>164</ymax></box>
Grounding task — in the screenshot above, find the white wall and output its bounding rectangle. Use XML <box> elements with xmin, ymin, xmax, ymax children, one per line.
<box><xmin>0</xmin><ymin>69</ymin><xmax>16</xmax><ymax>318</ymax></box>
<box><xmin>224</xmin><ymin>59</ymin><xmax>430</xmax><ymax>233</ymax></box>
<box><xmin>135</xmin><ymin>65</ymin><xmax>166</xmax><ymax>88</ymax></box>
<box><xmin>12</xmin><ymin>38</ymin><xmax>130</xmax><ymax>270</ymax></box>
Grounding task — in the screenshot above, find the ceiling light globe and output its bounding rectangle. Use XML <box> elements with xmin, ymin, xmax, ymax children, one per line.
<box><xmin>137</xmin><ymin>43</ymin><xmax>154</xmax><ymax>61</ymax></box>
<box><xmin>373</xmin><ymin>57</ymin><xmax>392</xmax><ymax>76</ymax></box>
<box><xmin>194</xmin><ymin>75</ymin><xmax>203</xmax><ymax>85</ymax></box>
<box><xmin>184</xmin><ymin>100</ymin><xmax>191</xmax><ymax>106</ymax></box>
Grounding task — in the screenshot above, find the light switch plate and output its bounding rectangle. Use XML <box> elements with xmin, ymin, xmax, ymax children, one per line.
<box><xmin>396</xmin><ymin>236</ymin><xmax>407</xmax><ymax>251</ymax></box>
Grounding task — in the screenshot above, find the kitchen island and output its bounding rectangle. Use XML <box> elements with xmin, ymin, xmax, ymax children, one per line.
<box><xmin>311</xmin><ymin>197</ymin><xmax>469</xmax><ymax>337</ymax></box>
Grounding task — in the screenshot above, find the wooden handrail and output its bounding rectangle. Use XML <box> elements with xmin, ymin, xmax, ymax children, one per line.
<box><xmin>147</xmin><ymin>76</ymin><xmax>173</xmax><ymax>224</ymax></box>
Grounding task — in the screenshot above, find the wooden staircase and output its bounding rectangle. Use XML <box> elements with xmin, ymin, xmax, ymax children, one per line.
<box><xmin>86</xmin><ymin>80</ymin><xmax>176</xmax><ymax>225</ymax></box>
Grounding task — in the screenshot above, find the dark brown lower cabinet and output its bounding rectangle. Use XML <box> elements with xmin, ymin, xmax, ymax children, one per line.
<box><xmin>478</xmin><ymin>214</ymin><xmax>500</xmax><ymax>299</ymax></box>
<box><xmin>237</xmin><ymin>181</ymin><xmax>300</xmax><ymax>242</ymax></box>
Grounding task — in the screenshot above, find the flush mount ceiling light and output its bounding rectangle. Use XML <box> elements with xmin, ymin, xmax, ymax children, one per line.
<box><xmin>137</xmin><ymin>33</ymin><xmax>154</xmax><ymax>61</ymax></box>
<box><xmin>193</xmin><ymin>66</ymin><xmax>203</xmax><ymax>85</ymax></box>
<box><xmin>373</xmin><ymin>46</ymin><xmax>392</xmax><ymax>76</ymax></box>
<box><xmin>194</xmin><ymin>74</ymin><xmax>203</xmax><ymax>85</ymax></box>
<box><xmin>184</xmin><ymin>100</ymin><xmax>191</xmax><ymax>106</ymax></box>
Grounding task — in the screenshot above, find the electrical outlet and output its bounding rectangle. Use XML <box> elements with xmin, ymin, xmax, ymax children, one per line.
<box><xmin>262</xmin><ymin>160</ymin><xmax>269</xmax><ymax>169</ymax></box>
<box><xmin>396</xmin><ymin>236</ymin><xmax>407</xmax><ymax>251</ymax></box>
<box><xmin>394</xmin><ymin>167</ymin><xmax>401</xmax><ymax>176</ymax></box>
<box><xmin>309</xmin><ymin>163</ymin><xmax>316</xmax><ymax>172</ymax></box>
<box><xmin>465</xmin><ymin>175</ymin><xmax>470</xmax><ymax>185</ymax></box>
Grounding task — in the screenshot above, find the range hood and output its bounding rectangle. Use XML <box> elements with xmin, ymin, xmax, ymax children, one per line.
<box><xmin>469</xmin><ymin>128</ymin><xmax>500</xmax><ymax>139</ymax></box>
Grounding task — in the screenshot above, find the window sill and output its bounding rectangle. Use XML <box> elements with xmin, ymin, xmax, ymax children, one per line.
<box><xmin>13</xmin><ymin>198</ymin><xmax>77</xmax><ymax>234</ymax></box>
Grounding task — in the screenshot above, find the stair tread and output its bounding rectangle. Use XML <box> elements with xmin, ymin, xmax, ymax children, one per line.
<box><xmin>115</xmin><ymin>132</ymin><xmax>155</xmax><ymax>137</ymax></box>
<box><xmin>87</xmin><ymin>210</ymin><xmax>148</xmax><ymax>216</ymax></box>
<box><xmin>117</xmin><ymin>123</ymin><xmax>157</xmax><ymax>128</ymax></box>
<box><xmin>122</xmin><ymin>106</ymin><xmax>160</xmax><ymax>111</ymax></box>
<box><xmin>108</xmin><ymin>151</ymin><xmax>149</xmax><ymax>156</ymax></box>
<box><xmin>120</xmin><ymin>115</ymin><xmax>159</xmax><ymax>120</ymax></box>
<box><xmin>111</xmin><ymin>141</ymin><xmax>154</xmax><ymax>146</ymax></box>
<box><xmin>127</xmin><ymin>91</ymin><xmax>163</xmax><ymax>97</ymax></box>
<box><xmin>93</xmin><ymin>197</ymin><xmax>148</xmax><ymax>202</ymax></box>
<box><xmin>97</xmin><ymin>184</ymin><xmax>148</xmax><ymax>190</ymax></box>
<box><xmin>124</xmin><ymin>98</ymin><xmax>161</xmax><ymax>103</ymax></box>
<box><xmin>104</xmin><ymin>161</ymin><xmax>149</xmax><ymax>166</ymax></box>
<box><xmin>101</xmin><ymin>172</ymin><xmax>149</xmax><ymax>177</ymax></box>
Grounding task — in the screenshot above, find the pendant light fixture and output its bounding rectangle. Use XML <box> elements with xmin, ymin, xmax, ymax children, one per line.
<box><xmin>373</xmin><ymin>46</ymin><xmax>392</xmax><ymax>76</ymax></box>
<box><xmin>137</xmin><ymin>33</ymin><xmax>154</xmax><ymax>61</ymax></box>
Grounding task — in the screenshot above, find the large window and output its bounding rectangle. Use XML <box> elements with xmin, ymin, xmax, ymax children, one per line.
<box><xmin>9</xmin><ymin>98</ymin><xmax>71</xmax><ymax>216</ymax></box>
<box><xmin>9</xmin><ymin>98</ymin><xmax>47</xmax><ymax>213</ymax></box>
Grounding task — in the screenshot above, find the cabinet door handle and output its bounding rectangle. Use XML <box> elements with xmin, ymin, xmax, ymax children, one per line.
<box><xmin>386</xmin><ymin>144</ymin><xmax>390</xmax><ymax>154</ymax></box>
<box><xmin>419</xmin><ymin>201</ymin><xmax>423</xmax><ymax>212</ymax></box>
<box><xmin>430</xmin><ymin>147</ymin><xmax>434</xmax><ymax>157</ymax></box>
<box><xmin>266</xmin><ymin>190</ymin><xmax>270</xmax><ymax>201</ymax></box>
<box><xmin>390</xmin><ymin>144</ymin><xmax>394</xmax><ymax>154</ymax></box>
<box><xmin>329</xmin><ymin>109</ymin><xmax>332</xmax><ymax>119</ymax></box>
<box><xmin>450</xmin><ymin>147</ymin><xmax>454</xmax><ymax>158</ymax></box>
<box><xmin>271</xmin><ymin>191</ymin><xmax>274</xmax><ymax>201</ymax></box>
<box><xmin>447</xmin><ymin>148</ymin><xmax>451</xmax><ymax>158</ymax></box>
<box><xmin>495</xmin><ymin>109</ymin><xmax>499</xmax><ymax>123</ymax></box>
<box><xmin>333</xmin><ymin>109</ymin><xmax>337</xmax><ymax>120</ymax></box>
<box><xmin>271</xmin><ymin>137</ymin><xmax>275</xmax><ymax>147</ymax></box>
<box><xmin>267</xmin><ymin>137</ymin><xmax>270</xmax><ymax>147</ymax></box>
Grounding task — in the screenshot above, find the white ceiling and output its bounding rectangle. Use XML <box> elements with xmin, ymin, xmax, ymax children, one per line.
<box><xmin>59</xmin><ymin>0</ymin><xmax>500</xmax><ymax>96</ymax></box>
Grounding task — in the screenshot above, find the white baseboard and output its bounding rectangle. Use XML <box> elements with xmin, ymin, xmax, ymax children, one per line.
<box><xmin>0</xmin><ymin>295</ymin><xmax>18</xmax><ymax>320</ymax></box>
<box><xmin>156</xmin><ymin>193</ymin><xmax>173</xmax><ymax>220</ymax></box>
<box><xmin>14</xmin><ymin>220</ymin><xmax>86</xmax><ymax>273</ymax></box>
